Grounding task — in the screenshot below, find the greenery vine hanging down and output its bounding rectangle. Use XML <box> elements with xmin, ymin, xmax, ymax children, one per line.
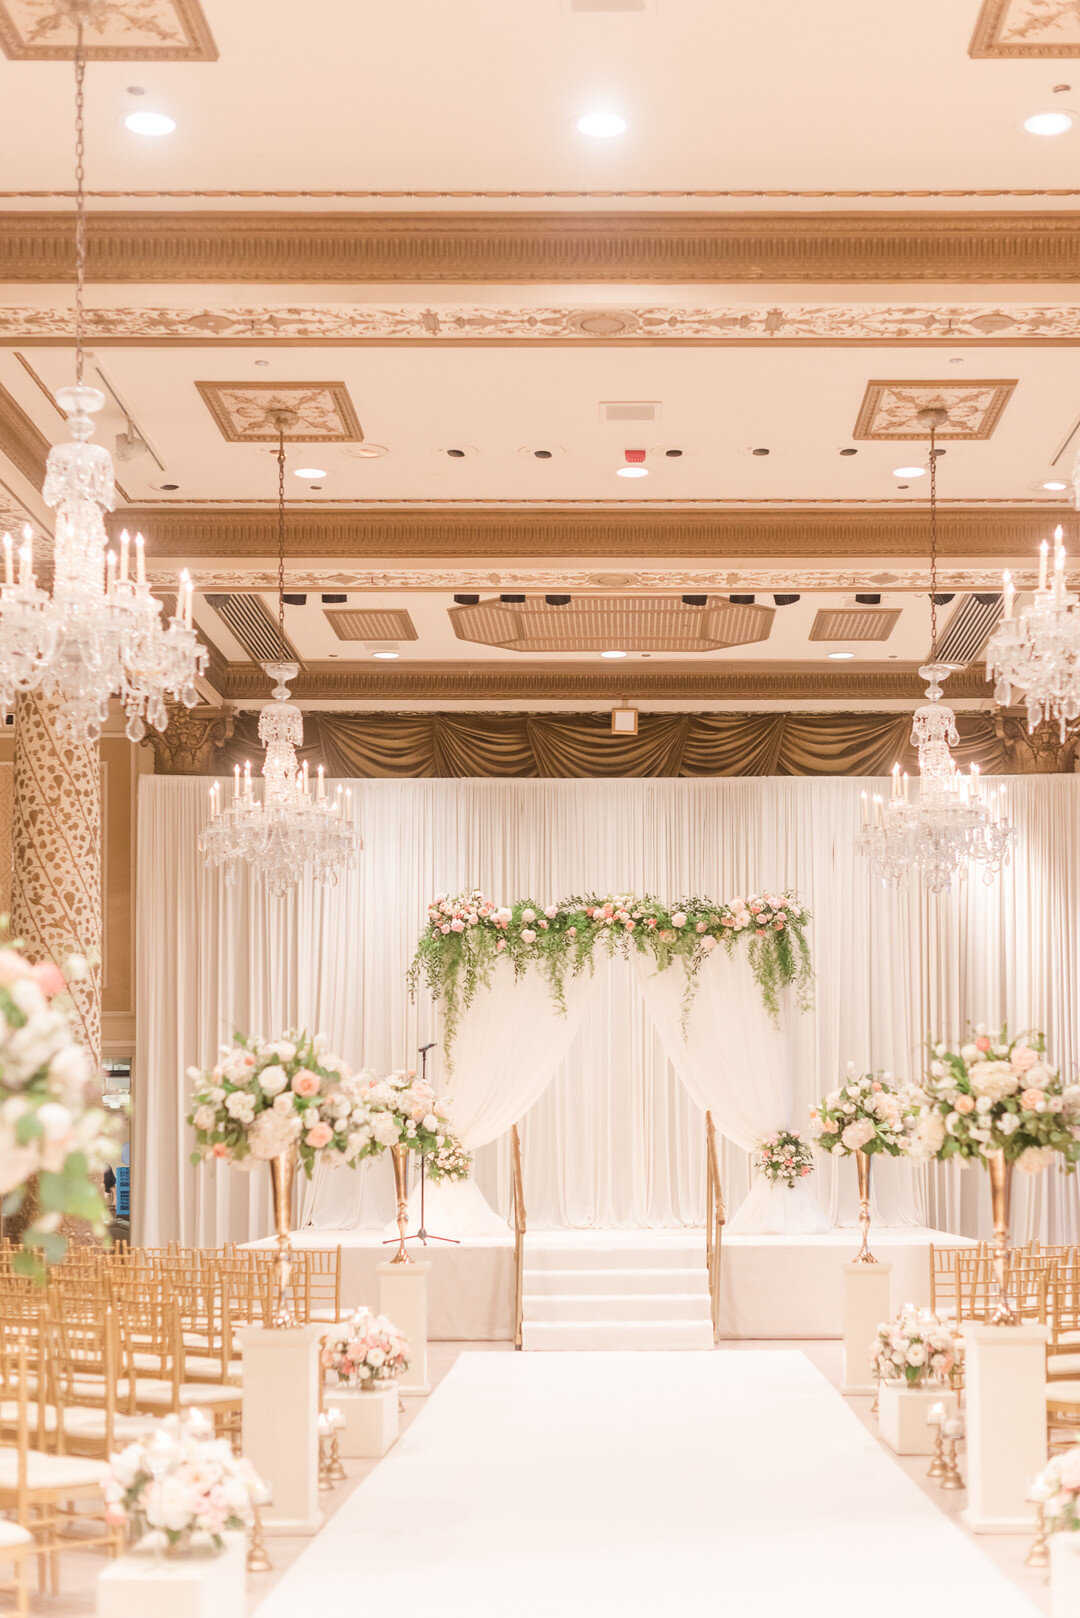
<box><xmin>408</xmin><ymin>889</ymin><xmax>814</xmax><ymax>1060</ymax></box>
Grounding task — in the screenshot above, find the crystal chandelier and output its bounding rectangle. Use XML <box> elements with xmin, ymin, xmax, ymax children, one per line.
<box><xmin>984</xmin><ymin>523</ymin><xmax>1080</xmax><ymax>742</ymax></box>
<box><xmin>198</xmin><ymin>417</ymin><xmax>359</xmax><ymax>899</ymax></box>
<box><xmin>857</xmin><ymin>406</ymin><xmax>1014</xmax><ymax>893</ymax></box>
<box><xmin>0</xmin><ymin>17</ymin><xmax>206</xmax><ymax>745</ymax></box>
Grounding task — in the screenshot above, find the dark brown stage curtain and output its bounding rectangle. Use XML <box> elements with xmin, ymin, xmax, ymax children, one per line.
<box><xmin>211</xmin><ymin>711</ymin><xmax>1079</xmax><ymax>780</ymax></box>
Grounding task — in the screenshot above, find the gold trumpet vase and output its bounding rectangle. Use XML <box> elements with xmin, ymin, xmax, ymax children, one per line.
<box><xmin>986</xmin><ymin>1148</ymin><xmax>1017</xmax><ymax>1326</ymax></box>
<box><xmin>853</xmin><ymin>1149</ymin><xmax>876</xmax><ymax>1264</ymax></box>
<box><xmin>268</xmin><ymin>1147</ymin><xmax>297</xmax><ymax>1328</ymax></box>
<box><xmin>389</xmin><ymin>1144</ymin><xmax>411</xmax><ymax>1264</ymax></box>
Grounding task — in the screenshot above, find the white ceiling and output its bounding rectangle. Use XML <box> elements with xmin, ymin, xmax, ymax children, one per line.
<box><xmin>1</xmin><ymin>0</ymin><xmax>1080</xmax><ymax>201</ymax></box>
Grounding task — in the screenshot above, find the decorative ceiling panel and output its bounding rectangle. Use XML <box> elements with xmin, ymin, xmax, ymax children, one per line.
<box><xmin>809</xmin><ymin>608</ymin><xmax>901</xmax><ymax>642</ymax></box>
<box><xmin>324</xmin><ymin>608</ymin><xmax>417</xmax><ymax>642</ymax></box>
<box><xmin>448</xmin><ymin>595</ymin><xmax>774</xmax><ymax>653</ymax></box>
<box><xmin>0</xmin><ymin>0</ymin><xmax>216</xmax><ymax>59</ymax></box>
<box><xmin>204</xmin><ymin>594</ymin><xmax>300</xmax><ymax>665</ymax></box>
<box><xmin>195</xmin><ymin>382</ymin><xmax>364</xmax><ymax>443</ymax></box>
<box><xmin>852</xmin><ymin>379</ymin><xmax>1017</xmax><ymax>440</ymax></box>
<box><xmin>970</xmin><ymin>0</ymin><xmax>1080</xmax><ymax>55</ymax></box>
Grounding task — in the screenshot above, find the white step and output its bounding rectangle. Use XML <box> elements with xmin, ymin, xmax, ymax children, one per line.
<box><xmin>523</xmin><ymin>1291</ymin><xmax>712</xmax><ymax>1324</ymax></box>
<box><xmin>521</xmin><ymin>1318</ymin><xmax>715</xmax><ymax>1351</ymax></box>
<box><xmin>523</xmin><ymin>1266</ymin><xmax>709</xmax><ymax>1297</ymax></box>
<box><xmin>525</xmin><ymin>1240</ymin><xmax>704</xmax><ymax>1272</ymax></box>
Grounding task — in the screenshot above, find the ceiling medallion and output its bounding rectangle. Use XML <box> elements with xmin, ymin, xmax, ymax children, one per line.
<box><xmin>985</xmin><ymin>522</ymin><xmax>1080</xmax><ymax>741</ymax></box>
<box><xmin>0</xmin><ymin>10</ymin><xmax>206</xmax><ymax>743</ymax></box>
<box><xmin>198</xmin><ymin>414</ymin><xmax>359</xmax><ymax>899</ymax></box>
<box><xmin>858</xmin><ymin>407</ymin><xmax>1014</xmax><ymax>894</ymax></box>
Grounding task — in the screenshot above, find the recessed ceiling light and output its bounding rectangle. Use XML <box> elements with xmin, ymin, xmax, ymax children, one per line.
<box><xmin>616</xmin><ymin>465</ymin><xmax>649</xmax><ymax>478</ymax></box>
<box><xmin>372</xmin><ymin>650</ymin><xmax>399</xmax><ymax>660</ymax></box>
<box><xmin>293</xmin><ymin>467</ymin><xmax>326</xmax><ymax>479</ymax></box>
<box><xmin>828</xmin><ymin>651</ymin><xmax>855</xmax><ymax>661</ymax></box>
<box><xmin>576</xmin><ymin>111</ymin><xmax>627</xmax><ymax>138</ymax></box>
<box><xmin>123</xmin><ymin>109</ymin><xmax>176</xmax><ymax>136</ymax></box>
<box><xmin>893</xmin><ymin>465</ymin><xmax>926</xmax><ymax>478</ymax></box>
<box><xmin>1043</xmin><ymin>480</ymin><xmax>1068</xmax><ymax>491</ymax></box>
<box><xmin>1023</xmin><ymin>110</ymin><xmax>1074</xmax><ymax>136</ymax></box>
<box><xmin>601</xmin><ymin>649</ymin><xmax>627</xmax><ymax>659</ymax></box>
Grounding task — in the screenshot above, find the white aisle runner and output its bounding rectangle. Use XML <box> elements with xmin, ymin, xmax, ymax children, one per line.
<box><xmin>256</xmin><ymin>1352</ymin><xmax>1038</xmax><ymax>1618</ymax></box>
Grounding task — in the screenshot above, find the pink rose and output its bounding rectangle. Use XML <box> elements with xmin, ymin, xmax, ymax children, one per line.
<box><xmin>1021</xmin><ymin>1088</ymin><xmax>1044</xmax><ymax>1110</ymax></box>
<box><xmin>496</xmin><ymin>939</ymin><xmax>507</xmax><ymax>952</ymax></box>
<box><xmin>671</xmin><ymin>912</ymin><xmax>687</xmax><ymax>928</ymax></box>
<box><xmin>212</xmin><ymin>1143</ymin><xmax>229</xmax><ymax>1158</ymax></box>
<box><xmin>721</xmin><ymin>916</ymin><xmax>734</xmax><ymax>927</ymax></box>
<box><xmin>756</xmin><ymin>928</ymin><xmax>766</xmax><ymax>937</ymax></box>
<box><xmin>521</xmin><ymin>928</ymin><xmax>537</xmax><ymax>943</ymax></box>
<box><xmin>30</xmin><ymin>961</ymin><xmax>66</xmax><ymax>997</ymax></box>
<box><xmin>695</xmin><ymin>920</ymin><xmax>707</xmax><ymax>934</ymax></box>
<box><xmin>450</xmin><ymin>918</ymin><xmax>465</xmax><ymax>933</ymax></box>
<box><xmin>1011</xmin><ymin>1047</ymin><xmax>1037</xmax><ymax>1073</ymax></box>
<box><xmin>567</xmin><ymin>927</ymin><xmax>577</xmax><ymax>939</ymax></box>
<box><xmin>305</xmin><ymin>1121</ymin><xmax>333</xmax><ymax>1148</ymax></box>
<box><xmin>975</xmin><ymin>1036</ymin><xmax>992</xmax><ymax>1053</ymax></box>
<box><xmin>625</xmin><ymin>919</ymin><xmax>636</xmax><ymax>931</ymax></box>
<box><xmin>774</xmin><ymin>919</ymin><xmax>785</xmax><ymax>931</ymax></box>
<box><xmin>440</xmin><ymin>923</ymin><xmax>450</xmax><ymax>935</ymax></box>
<box><xmin>701</xmin><ymin>936</ymin><xmax>717</xmax><ymax>952</ymax></box>
<box><xmin>539</xmin><ymin>919</ymin><xmax>548</xmax><ymax>929</ymax></box>
<box><xmin>954</xmin><ymin>1094</ymin><xmax>975</xmax><ymax>1114</ymax></box>
<box><xmin>292</xmin><ymin>1070</ymin><xmax>321</xmax><ymax>1097</ymax></box>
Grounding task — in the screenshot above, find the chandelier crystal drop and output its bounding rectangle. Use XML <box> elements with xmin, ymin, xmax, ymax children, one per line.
<box><xmin>984</xmin><ymin>525</ymin><xmax>1080</xmax><ymax>742</ymax></box>
<box><xmin>0</xmin><ymin>24</ymin><xmax>206</xmax><ymax>745</ymax></box>
<box><xmin>857</xmin><ymin>407</ymin><xmax>1014</xmax><ymax>893</ymax></box>
<box><xmin>198</xmin><ymin>422</ymin><xmax>359</xmax><ymax>899</ymax></box>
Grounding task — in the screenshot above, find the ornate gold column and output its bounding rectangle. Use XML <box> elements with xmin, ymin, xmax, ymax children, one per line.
<box><xmin>10</xmin><ymin>692</ymin><xmax>102</xmax><ymax>1069</ymax></box>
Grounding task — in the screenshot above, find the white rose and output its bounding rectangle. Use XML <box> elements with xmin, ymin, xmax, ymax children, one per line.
<box><xmin>544</xmin><ymin>905</ymin><xmax>558</xmax><ymax>919</ymax></box>
<box><xmin>671</xmin><ymin>912</ymin><xmax>687</xmax><ymax>928</ymax></box>
<box><xmin>521</xmin><ymin>929</ymin><xmax>536</xmax><ymax>944</ymax></box>
<box><xmin>259</xmin><ymin>1064</ymin><xmax>288</xmax><ymax>1097</ymax></box>
<box><xmin>225</xmin><ymin>1091</ymin><xmax>255</xmax><ymax>1120</ymax></box>
<box><xmin>422</xmin><ymin>1113</ymin><xmax>439</xmax><ymax>1132</ymax></box>
<box><xmin>372</xmin><ymin>1113</ymin><xmax>400</xmax><ymax>1148</ymax></box>
<box><xmin>273</xmin><ymin>1091</ymin><xmax>297</xmax><ymax>1115</ymax></box>
<box><xmin>271</xmin><ymin>1041</ymin><xmax>297</xmax><ymax>1063</ymax></box>
<box><xmin>193</xmin><ymin>1105</ymin><xmax>218</xmax><ymax>1131</ymax></box>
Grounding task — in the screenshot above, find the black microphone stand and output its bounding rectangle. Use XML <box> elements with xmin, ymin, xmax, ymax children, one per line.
<box><xmin>404</xmin><ymin>1040</ymin><xmax>459</xmax><ymax>1249</ymax></box>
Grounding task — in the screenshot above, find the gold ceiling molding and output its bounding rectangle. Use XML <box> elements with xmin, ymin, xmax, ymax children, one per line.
<box><xmin>195</xmin><ymin>381</ymin><xmax>364</xmax><ymax>443</ymax></box>
<box><xmin>970</xmin><ymin>0</ymin><xmax>1080</xmax><ymax>54</ymax></box>
<box><xmin>0</xmin><ymin>0</ymin><xmax>216</xmax><ymax>58</ymax></box>
<box><xmin>2</xmin><ymin>212</ymin><xmax>1080</xmax><ymax>284</ymax></box>
<box><xmin>7</xmin><ymin>189</ymin><xmax>1080</xmax><ymax>201</ymax></box>
<box><xmin>213</xmin><ymin>660</ymin><xmax>994</xmax><ymax>706</ymax></box>
<box><xmin>0</xmin><ymin>379</ymin><xmax>48</xmax><ymax>489</ymax></box>
<box><xmin>6</xmin><ymin>301</ymin><xmax>1080</xmax><ymax>347</ymax></box>
<box><xmin>853</xmin><ymin>379</ymin><xmax>1017</xmax><ymax>440</ymax></box>
<box><xmin>108</xmin><ymin>504</ymin><xmax>1069</xmax><ymax>563</ymax></box>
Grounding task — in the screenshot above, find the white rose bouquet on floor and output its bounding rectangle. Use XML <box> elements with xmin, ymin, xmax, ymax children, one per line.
<box><xmin>807</xmin><ymin>1065</ymin><xmax>909</xmax><ymax>1158</ymax></box>
<box><xmin>102</xmin><ymin>1412</ymin><xmax>265</xmax><ymax>1553</ymax></box>
<box><xmin>1031</xmin><ymin>1447</ymin><xmax>1080</xmax><ymax>1532</ymax></box>
<box><xmin>349</xmin><ymin>1068</ymin><xmax>463</xmax><ymax>1163</ymax></box>
<box><xmin>904</xmin><ymin>1027</ymin><xmax>1080</xmax><ymax>1171</ymax></box>
<box><xmin>426</xmin><ymin>1137</ymin><xmax>472</xmax><ymax>1182</ymax></box>
<box><xmin>754</xmin><ymin>1129</ymin><xmax>814</xmax><ymax>1188</ymax></box>
<box><xmin>186</xmin><ymin>1031</ymin><xmax>384</xmax><ymax>1176</ymax></box>
<box><xmin>0</xmin><ymin>945</ymin><xmax>118</xmax><ymax>1275</ymax></box>
<box><xmin>871</xmin><ymin>1305</ymin><xmax>957</xmax><ymax>1387</ymax></box>
<box><xmin>321</xmin><ymin>1309</ymin><xmax>409</xmax><ymax>1386</ymax></box>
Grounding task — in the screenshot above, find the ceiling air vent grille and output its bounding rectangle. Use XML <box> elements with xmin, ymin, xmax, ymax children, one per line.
<box><xmin>600</xmin><ymin>401</ymin><xmax>660</xmax><ymax>422</ymax></box>
<box><xmin>325</xmin><ymin>608</ymin><xmax>418</xmax><ymax>642</ymax></box>
<box><xmin>205</xmin><ymin>593</ymin><xmax>300</xmax><ymax>664</ymax></box>
<box><xmin>809</xmin><ymin>608</ymin><xmax>901</xmax><ymax>643</ymax></box>
<box><xmin>448</xmin><ymin>594</ymin><xmax>773</xmax><ymax>653</ymax></box>
<box><xmin>932</xmin><ymin>593</ymin><xmax>1003</xmax><ymax>668</ymax></box>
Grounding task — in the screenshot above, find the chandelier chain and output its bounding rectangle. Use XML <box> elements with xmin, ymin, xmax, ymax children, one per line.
<box><xmin>72</xmin><ymin>11</ymin><xmax>86</xmax><ymax>387</ymax></box>
<box><xmin>276</xmin><ymin>428</ymin><xmax>286</xmax><ymax>662</ymax></box>
<box><xmin>929</xmin><ymin>424</ymin><xmax>938</xmax><ymax>663</ymax></box>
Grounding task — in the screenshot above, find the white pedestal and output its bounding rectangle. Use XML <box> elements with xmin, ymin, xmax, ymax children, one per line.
<box><xmin>238</xmin><ymin>1324</ymin><xmax>323</xmax><ymax>1536</ymax></box>
<box><xmin>841</xmin><ymin>1262</ymin><xmax>892</xmax><ymax>1395</ymax></box>
<box><xmin>97</xmin><ymin>1534</ymin><xmax>245</xmax><ymax>1618</ymax></box>
<box><xmin>326</xmin><ymin>1384</ymin><xmax>399</xmax><ymax>1458</ymax></box>
<box><xmin>378</xmin><ymin>1262</ymin><xmax>431</xmax><ymax>1395</ymax></box>
<box><xmin>961</xmin><ymin>1321</ymin><xmax>1048</xmax><ymax>1534</ymax></box>
<box><xmin>877</xmin><ymin>1383</ymin><xmax>957</xmax><ymax>1456</ymax></box>
<box><xmin>1051</xmin><ymin>1531</ymin><xmax>1080</xmax><ymax>1616</ymax></box>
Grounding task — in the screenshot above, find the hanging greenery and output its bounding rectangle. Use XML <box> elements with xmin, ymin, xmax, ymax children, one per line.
<box><xmin>408</xmin><ymin>890</ymin><xmax>814</xmax><ymax>1060</ymax></box>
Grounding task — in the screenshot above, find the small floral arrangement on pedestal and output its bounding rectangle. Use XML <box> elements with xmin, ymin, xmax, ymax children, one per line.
<box><xmin>871</xmin><ymin>1305</ymin><xmax>957</xmax><ymax>1387</ymax></box>
<box><xmin>186</xmin><ymin>1031</ymin><xmax>384</xmax><ymax>1175</ymax></box>
<box><xmin>754</xmin><ymin>1130</ymin><xmax>814</xmax><ymax>1188</ymax></box>
<box><xmin>807</xmin><ymin>1065</ymin><xmax>909</xmax><ymax>1157</ymax></box>
<box><xmin>904</xmin><ymin>1027</ymin><xmax>1080</xmax><ymax>1170</ymax></box>
<box><xmin>349</xmin><ymin>1068</ymin><xmax>463</xmax><ymax>1162</ymax></box>
<box><xmin>321</xmin><ymin>1309</ymin><xmax>409</xmax><ymax>1387</ymax></box>
<box><xmin>102</xmin><ymin>1411</ymin><xmax>265</xmax><ymax>1554</ymax></box>
<box><xmin>1031</xmin><ymin>1447</ymin><xmax>1080</xmax><ymax>1532</ymax></box>
<box><xmin>0</xmin><ymin>945</ymin><xmax>118</xmax><ymax>1274</ymax></box>
<box><xmin>427</xmin><ymin>1137</ymin><xmax>472</xmax><ymax>1182</ymax></box>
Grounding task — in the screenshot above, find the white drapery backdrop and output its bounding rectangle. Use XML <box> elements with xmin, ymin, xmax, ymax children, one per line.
<box><xmin>135</xmin><ymin>774</ymin><xmax>1080</xmax><ymax>1247</ymax></box>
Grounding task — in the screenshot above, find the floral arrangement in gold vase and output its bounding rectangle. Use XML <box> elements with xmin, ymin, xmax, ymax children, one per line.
<box><xmin>348</xmin><ymin>1069</ymin><xmax>463</xmax><ymax>1262</ymax></box>
<box><xmin>808</xmin><ymin>1065</ymin><xmax>909</xmax><ymax>1263</ymax></box>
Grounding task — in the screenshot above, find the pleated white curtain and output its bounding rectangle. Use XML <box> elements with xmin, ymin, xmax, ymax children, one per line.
<box><xmin>135</xmin><ymin>774</ymin><xmax>1080</xmax><ymax>1247</ymax></box>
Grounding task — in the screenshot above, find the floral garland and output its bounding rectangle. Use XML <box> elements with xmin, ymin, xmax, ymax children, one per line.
<box><xmin>754</xmin><ymin>1130</ymin><xmax>814</xmax><ymax>1188</ymax></box>
<box><xmin>905</xmin><ymin>1027</ymin><xmax>1080</xmax><ymax>1171</ymax></box>
<box><xmin>321</xmin><ymin>1308</ymin><xmax>409</xmax><ymax>1386</ymax></box>
<box><xmin>1031</xmin><ymin>1446</ymin><xmax>1080</xmax><ymax>1532</ymax></box>
<box><xmin>0</xmin><ymin>945</ymin><xmax>118</xmax><ymax>1276</ymax></box>
<box><xmin>808</xmin><ymin>1066</ymin><xmax>909</xmax><ymax>1157</ymax></box>
<box><xmin>102</xmin><ymin>1412</ymin><xmax>264</xmax><ymax>1553</ymax></box>
<box><xmin>409</xmin><ymin>888</ymin><xmax>813</xmax><ymax>1057</ymax></box>
<box><xmin>871</xmin><ymin>1306</ymin><xmax>957</xmax><ymax>1388</ymax></box>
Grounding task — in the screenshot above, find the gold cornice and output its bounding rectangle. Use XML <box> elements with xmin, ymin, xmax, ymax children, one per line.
<box><xmin>0</xmin><ymin>380</ymin><xmax>48</xmax><ymax>489</ymax></box>
<box><xmin>3</xmin><ymin>211</ymin><xmax>1080</xmax><ymax>283</ymax></box>
<box><xmin>216</xmin><ymin>660</ymin><xmax>993</xmax><ymax>705</ymax></box>
<box><xmin>108</xmin><ymin>504</ymin><xmax>1070</xmax><ymax>562</ymax></box>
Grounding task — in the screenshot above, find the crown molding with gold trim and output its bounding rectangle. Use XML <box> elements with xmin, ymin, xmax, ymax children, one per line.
<box><xmin>216</xmin><ymin>660</ymin><xmax>993</xmax><ymax>705</ymax></box>
<box><xmin>0</xmin><ymin>380</ymin><xmax>47</xmax><ymax>489</ymax></box>
<box><xmin>3</xmin><ymin>211</ymin><xmax>1080</xmax><ymax>283</ymax></box>
<box><xmin>109</xmin><ymin>504</ymin><xmax>1070</xmax><ymax>562</ymax></box>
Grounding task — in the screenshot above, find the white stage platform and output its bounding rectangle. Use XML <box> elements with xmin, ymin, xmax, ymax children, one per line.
<box><xmin>251</xmin><ymin>1225</ymin><xmax>975</xmax><ymax>1341</ymax></box>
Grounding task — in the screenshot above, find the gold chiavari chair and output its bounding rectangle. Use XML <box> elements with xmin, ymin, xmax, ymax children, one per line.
<box><xmin>295</xmin><ymin>1246</ymin><xmax>348</xmax><ymax>1325</ymax></box>
<box><xmin>0</xmin><ymin>1521</ymin><xmax>30</xmax><ymax>1618</ymax></box>
<box><xmin>47</xmin><ymin>1308</ymin><xmax>157</xmax><ymax>1457</ymax></box>
<box><xmin>115</xmin><ymin>1294</ymin><xmax>242</xmax><ymax>1437</ymax></box>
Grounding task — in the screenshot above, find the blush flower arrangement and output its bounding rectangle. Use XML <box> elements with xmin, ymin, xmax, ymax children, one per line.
<box><xmin>409</xmin><ymin>888</ymin><xmax>813</xmax><ymax>1057</ymax></box>
<box><xmin>102</xmin><ymin>1411</ymin><xmax>265</xmax><ymax>1554</ymax></box>
<box><xmin>320</xmin><ymin>1309</ymin><xmax>409</xmax><ymax>1386</ymax></box>
<box><xmin>807</xmin><ymin>1065</ymin><xmax>909</xmax><ymax>1158</ymax></box>
<box><xmin>186</xmin><ymin>1030</ymin><xmax>384</xmax><ymax>1175</ymax></box>
<box><xmin>348</xmin><ymin>1068</ymin><xmax>464</xmax><ymax>1163</ymax></box>
<box><xmin>754</xmin><ymin>1129</ymin><xmax>814</xmax><ymax>1188</ymax></box>
<box><xmin>871</xmin><ymin>1305</ymin><xmax>957</xmax><ymax>1387</ymax></box>
<box><xmin>426</xmin><ymin>1137</ymin><xmax>472</xmax><ymax>1182</ymax></box>
<box><xmin>1030</xmin><ymin>1447</ymin><xmax>1080</xmax><ymax>1533</ymax></box>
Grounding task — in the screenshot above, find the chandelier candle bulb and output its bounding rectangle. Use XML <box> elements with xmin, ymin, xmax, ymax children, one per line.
<box><xmin>860</xmin><ymin>791</ymin><xmax>869</xmax><ymax>827</ymax></box>
<box><xmin>119</xmin><ymin>529</ymin><xmax>129</xmax><ymax>582</ymax></box>
<box><xmin>1003</xmin><ymin>571</ymin><xmax>1014</xmax><ymax>620</ymax></box>
<box><xmin>317</xmin><ymin>765</ymin><xmax>325</xmax><ymax>800</ymax></box>
<box><xmin>106</xmin><ymin>550</ymin><xmax>116</xmax><ymax>589</ymax></box>
<box><xmin>233</xmin><ymin>763</ymin><xmax>240</xmax><ymax>801</ymax></box>
<box><xmin>18</xmin><ymin>541</ymin><xmax>29</xmax><ymax>589</ymax></box>
<box><xmin>891</xmin><ymin>763</ymin><xmax>901</xmax><ymax>799</ymax></box>
<box><xmin>1040</xmin><ymin>540</ymin><xmax>1049</xmax><ymax>593</ymax></box>
<box><xmin>135</xmin><ymin>532</ymin><xmax>146</xmax><ymax>585</ymax></box>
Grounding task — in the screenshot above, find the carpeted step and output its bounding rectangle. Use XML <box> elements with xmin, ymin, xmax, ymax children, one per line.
<box><xmin>523</xmin><ymin>1290</ymin><xmax>712</xmax><ymax>1324</ymax></box>
<box><xmin>523</xmin><ymin>1265</ymin><xmax>709</xmax><ymax>1297</ymax></box>
<box><xmin>521</xmin><ymin>1318</ymin><xmax>715</xmax><ymax>1351</ymax></box>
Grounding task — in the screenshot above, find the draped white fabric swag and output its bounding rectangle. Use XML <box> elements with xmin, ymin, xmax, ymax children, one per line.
<box><xmin>135</xmin><ymin>775</ymin><xmax>1080</xmax><ymax>1247</ymax></box>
